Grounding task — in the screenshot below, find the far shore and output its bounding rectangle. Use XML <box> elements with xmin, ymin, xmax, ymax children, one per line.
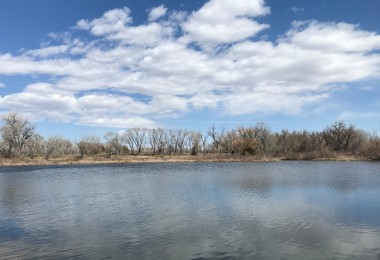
<box><xmin>0</xmin><ymin>154</ymin><xmax>373</xmax><ymax>167</ymax></box>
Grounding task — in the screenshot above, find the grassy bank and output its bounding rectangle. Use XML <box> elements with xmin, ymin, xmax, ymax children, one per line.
<box><xmin>0</xmin><ymin>154</ymin><xmax>371</xmax><ymax>167</ymax></box>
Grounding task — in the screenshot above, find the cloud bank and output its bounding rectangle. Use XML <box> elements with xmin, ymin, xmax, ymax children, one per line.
<box><xmin>0</xmin><ymin>0</ymin><xmax>380</xmax><ymax>128</ymax></box>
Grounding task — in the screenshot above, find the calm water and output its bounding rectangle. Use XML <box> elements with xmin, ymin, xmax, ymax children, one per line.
<box><xmin>1</xmin><ymin>162</ymin><xmax>380</xmax><ymax>259</ymax></box>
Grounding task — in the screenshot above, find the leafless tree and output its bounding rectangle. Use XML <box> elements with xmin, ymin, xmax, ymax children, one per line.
<box><xmin>45</xmin><ymin>136</ymin><xmax>74</xmax><ymax>159</ymax></box>
<box><xmin>121</xmin><ymin>128</ymin><xmax>147</xmax><ymax>155</ymax></box>
<box><xmin>133</xmin><ymin>128</ymin><xmax>147</xmax><ymax>155</ymax></box>
<box><xmin>23</xmin><ymin>133</ymin><xmax>45</xmax><ymax>159</ymax></box>
<box><xmin>174</xmin><ymin>129</ymin><xmax>189</xmax><ymax>154</ymax></box>
<box><xmin>190</xmin><ymin>131</ymin><xmax>202</xmax><ymax>155</ymax></box>
<box><xmin>0</xmin><ymin>113</ymin><xmax>35</xmax><ymax>158</ymax></box>
<box><xmin>208</xmin><ymin>124</ymin><xmax>225</xmax><ymax>153</ymax></box>
<box><xmin>235</xmin><ymin>126</ymin><xmax>258</xmax><ymax>155</ymax></box>
<box><xmin>322</xmin><ymin>121</ymin><xmax>357</xmax><ymax>152</ymax></box>
<box><xmin>251</xmin><ymin>123</ymin><xmax>270</xmax><ymax>154</ymax></box>
<box><xmin>200</xmin><ymin>132</ymin><xmax>208</xmax><ymax>155</ymax></box>
<box><xmin>77</xmin><ymin>136</ymin><xmax>103</xmax><ymax>158</ymax></box>
<box><xmin>1</xmin><ymin>113</ymin><xmax>380</xmax><ymax>161</ymax></box>
<box><xmin>156</xmin><ymin>128</ymin><xmax>167</xmax><ymax>154</ymax></box>
<box><xmin>148</xmin><ymin>128</ymin><xmax>160</xmax><ymax>155</ymax></box>
<box><xmin>104</xmin><ymin>132</ymin><xmax>123</xmax><ymax>157</ymax></box>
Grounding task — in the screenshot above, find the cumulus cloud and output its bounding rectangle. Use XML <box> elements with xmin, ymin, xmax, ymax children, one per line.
<box><xmin>283</xmin><ymin>21</ymin><xmax>380</xmax><ymax>53</ymax></box>
<box><xmin>148</xmin><ymin>5</ymin><xmax>167</xmax><ymax>22</ymax></box>
<box><xmin>0</xmin><ymin>82</ymin><xmax>5</xmax><ymax>88</ymax></box>
<box><xmin>76</xmin><ymin>7</ymin><xmax>132</xmax><ymax>35</ymax></box>
<box><xmin>181</xmin><ymin>0</ymin><xmax>270</xmax><ymax>46</ymax></box>
<box><xmin>24</xmin><ymin>45</ymin><xmax>70</xmax><ymax>58</ymax></box>
<box><xmin>77</xmin><ymin>7</ymin><xmax>173</xmax><ymax>46</ymax></box>
<box><xmin>0</xmin><ymin>0</ymin><xmax>380</xmax><ymax>129</ymax></box>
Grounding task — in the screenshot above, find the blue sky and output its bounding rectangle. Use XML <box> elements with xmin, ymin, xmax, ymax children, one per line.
<box><xmin>0</xmin><ymin>0</ymin><xmax>379</xmax><ymax>139</ymax></box>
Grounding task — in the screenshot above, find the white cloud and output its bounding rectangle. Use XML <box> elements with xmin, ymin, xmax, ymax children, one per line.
<box><xmin>77</xmin><ymin>7</ymin><xmax>173</xmax><ymax>47</ymax></box>
<box><xmin>181</xmin><ymin>0</ymin><xmax>270</xmax><ymax>46</ymax></box>
<box><xmin>78</xmin><ymin>115</ymin><xmax>157</xmax><ymax>128</ymax></box>
<box><xmin>282</xmin><ymin>21</ymin><xmax>380</xmax><ymax>53</ymax></box>
<box><xmin>107</xmin><ymin>22</ymin><xmax>173</xmax><ymax>46</ymax></box>
<box><xmin>148</xmin><ymin>5</ymin><xmax>167</xmax><ymax>22</ymax></box>
<box><xmin>290</xmin><ymin>7</ymin><xmax>304</xmax><ymax>12</ymax></box>
<box><xmin>0</xmin><ymin>91</ymin><xmax>77</xmax><ymax>123</ymax></box>
<box><xmin>24</xmin><ymin>45</ymin><xmax>70</xmax><ymax>58</ymax></box>
<box><xmin>1</xmin><ymin>0</ymin><xmax>380</xmax><ymax>129</ymax></box>
<box><xmin>149</xmin><ymin>95</ymin><xmax>188</xmax><ymax>117</ymax></box>
<box><xmin>222</xmin><ymin>91</ymin><xmax>329</xmax><ymax>115</ymax></box>
<box><xmin>0</xmin><ymin>84</ymin><xmax>160</xmax><ymax>128</ymax></box>
<box><xmin>76</xmin><ymin>7</ymin><xmax>132</xmax><ymax>36</ymax></box>
<box><xmin>0</xmin><ymin>82</ymin><xmax>5</xmax><ymax>88</ymax></box>
<box><xmin>0</xmin><ymin>54</ymin><xmax>79</xmax><ymax>75</ymax></box>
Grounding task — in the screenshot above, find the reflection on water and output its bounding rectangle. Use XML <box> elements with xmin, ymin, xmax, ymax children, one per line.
<box><xmin>1</xmin><ymin>162</ymin><xmax>380</xmax><ymax>259</ymax></box>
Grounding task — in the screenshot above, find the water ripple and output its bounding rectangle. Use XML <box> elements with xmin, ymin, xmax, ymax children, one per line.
<box><xmin>1</xmin><ymin>162</ymin><xmax>380</xmax><ymax>259</ymax></box>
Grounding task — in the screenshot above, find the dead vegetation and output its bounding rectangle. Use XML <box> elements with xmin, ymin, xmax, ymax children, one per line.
<box><xmin>0</xmin><ymin>113</ymin><xmax>379</xmax><ymax>167</ymax></box>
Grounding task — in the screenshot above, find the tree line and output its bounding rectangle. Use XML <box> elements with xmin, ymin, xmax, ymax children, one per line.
<box><xmin>1</xmin><ymin>113</ymin><xmax>380</xmax><ymax>161</ymax></box>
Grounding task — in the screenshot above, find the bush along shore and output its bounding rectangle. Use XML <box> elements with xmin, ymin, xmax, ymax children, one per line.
<box><xmin>0</xmin><ymin>113</ymin><xmax>379</xmax><ymax>166</ymax></box>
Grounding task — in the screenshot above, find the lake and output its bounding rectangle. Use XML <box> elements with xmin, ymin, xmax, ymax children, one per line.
<box><xmin>1</xmin><ymin>161</ymin><xmax>380</xmax><ymax>259</ymax></box>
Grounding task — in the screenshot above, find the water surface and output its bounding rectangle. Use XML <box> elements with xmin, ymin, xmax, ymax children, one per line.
<box><xmin>1</xmin><ymin>161</ymin><xmax>380</xmax><ymax>259</ymax></box>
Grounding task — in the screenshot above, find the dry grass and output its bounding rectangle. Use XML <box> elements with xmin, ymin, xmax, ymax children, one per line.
<box><xmin>0</xmin><ymin>153</ymin><xmax>372</xmax><ymax>167</ymax></box>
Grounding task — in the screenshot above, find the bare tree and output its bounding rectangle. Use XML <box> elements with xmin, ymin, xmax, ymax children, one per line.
<box><xmin>323</xmin><ymin>121</ymin><xmax>357</xmax><ymax>152</ymax></box>
<box><xmin>156</xmin><ymin>128</ymin><xmax>167</xmax><ymax>154</ymax></box>
<box><xmin>190</xmin><ymin>131</ymin><xmax>202</xmax><ymax>155</ymax></box>
<box><xmin>200</xmin><ymin>132</ymin><xmax>208</xmax><ymax>155</ymax></box>
<box><xmin>121</xmin><ymin>130</ymin><xmax>135</xmax><ymax>155</ymax></box>
<box><xmin>121</xmin><ymin>128</ymin><xmax>147</xmax><ymax>155</ymax></box>
<box><xmin>86</xmin><ymin>136</ymin><xmax>103</xmax><ymax>155</ymax></box>
<box><xmin>252</xmin><ymin>123</ymin><xmax>270</xmax><ymax>154</ymax></box>
<box><xmin>175</xmin><ymin>129</ymin><xmax>189</xmax><ymax>154</ymax></box>
<box><xmin>221</xmin><ymin>130</ymin><xmax>237</xmax><ymax>154</ymax></box>
<box><xmin>104</xmin><ymin>132</ymin><xmax>122</xmax><ymax>157</ymax></box>
<box><xmin>166</xmin><ymin>130</ymin><xmax>177</xmax><ymax>154</ymax></box>
<box><xmin>207</xmin><ymin>124</ymin><xmax>225</xmax><ymax>153</ymax></box>
<box><xmin>132</xmin><ymin>128</ymin><xmax>147</xmax><ymax>155</ymax></box>
<box><xmin>44</xmin><ymin>136</ymin><xmax>74</xmax><ymax>159</ymax></box>
<box><xmin>148</xmin><ymin>129</ymin><xmax>159</xmax><ymax>155</ymax></box>
<box><xmin>235</xmin><ymin>126</ymin><xmax>258</xmax><ymax>155</ymax></box>
<box><xmin>0</xmin><ymin>113</ymin><xmax>35</xmax><ymax>158</ymax></box>
<box><xmin>1</xmin><ymin>113</ymin><xmax>380</xmax><ymax>162</ymax></box>
<box><xmin>23</xmin><ymin>134</ymin><xmax>45</xmax><ymax>159</ymax></box>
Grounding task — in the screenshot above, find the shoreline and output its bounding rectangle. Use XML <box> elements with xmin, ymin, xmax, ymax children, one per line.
<box><xmin>0</xmin><ymin>154</ymin><xmax>373</xmax><ymax>167</ymax></box>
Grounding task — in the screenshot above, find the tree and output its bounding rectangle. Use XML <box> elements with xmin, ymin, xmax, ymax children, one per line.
<box><xmin>190</xmin><ymin>131</ymin><xmax>202</xmax><ymax>155</ymax></box>
<box><xmin>174</xmin><ymin>129</ymin><xmax>189</xmax><ymax>154</ymax></box>
<box><xmin>44</xmin><ymin>136</ymin><xmax>74</xmax><ymax>159</ymax></box>
<box><xmin>200</xmin><ymin>132</ymin><xmax>208</xmax><ymax>155</ymax></box>
<box><xmin>207</xmin><ymin>124</ymin><xmax>224</xmax><ymax>153</ymax></box>
<box><xmin>235</xmin><ymin>126</ymin><xmax>258</xmax><ymax>155</ymax></box>
<box><xmin>23</xmin><ymin>133</ymin><xmax>45</xmax><ymax>159</ymax></box>
<box><xmin>323</xmin><ymin>121</ymin><xmax>357</xmax><ymax>152</ymax></box>
<box><xmin>104</xmin><ymin>132</ymin><xmax>122</xmax><ymax>157</ymax></box>
<box><xmin>77</xmin><ymin>136</ymin><xmax>103</xmax><ymax>159</ymax></box>
<box><xmin>0</xmin><ymin>113</ymin><xmax>35</xmax><ymax>158</ymax></box>
<box><xmin>252</xmin><ymin>123</ymin><xmax>270</xmax><ymax>154</ymax></box>
<box><xmin>156</xmin><ymin>128</ymin><xmax>167</xmax><ymax>154</ymax></box>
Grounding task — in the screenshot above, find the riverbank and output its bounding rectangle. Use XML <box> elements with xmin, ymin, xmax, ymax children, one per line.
<box><xmin>0</xmin><ymin>154</ymin><xmax>371</xmax><ymax>167</ymax></box>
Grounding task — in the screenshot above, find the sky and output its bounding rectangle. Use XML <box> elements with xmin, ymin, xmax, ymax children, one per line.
<box><xmin>0</xmin><ymin>0</ymin><xmax>380</xmax><ymax>139</ymax></box>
